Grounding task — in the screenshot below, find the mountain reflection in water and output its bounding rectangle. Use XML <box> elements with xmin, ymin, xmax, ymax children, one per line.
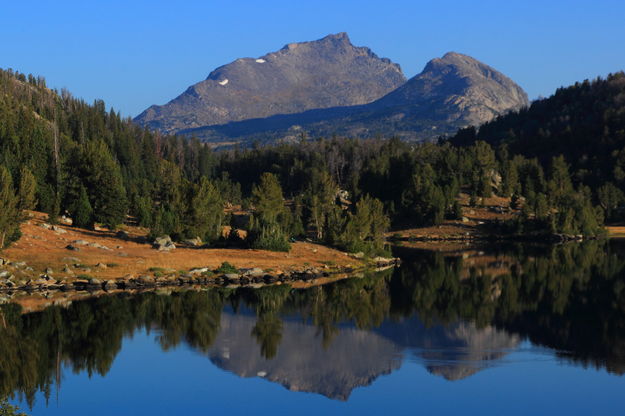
<box><xmin>209</xmin><ymin>312</ymin><xmax>519</xmax><ymax>399</ymax></box>
<box><xmin>2</xmin><ymin>240</ymin><xmax>625</xmax><ymax>408</ymax></box>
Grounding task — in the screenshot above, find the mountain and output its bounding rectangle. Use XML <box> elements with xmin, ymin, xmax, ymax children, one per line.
<box><xmin>364</xmin><ymin>51</ymin><xmax>529</xmax><ymax>130</ymax></box>
<box><xmin>171</xmin><ymin>51</ymin><xmax>529</xmax><ymax>145</ymax></box>
<box><xmin>134</xmin><ymin>32</ymin><xmax>406</xmax><ymax>134</ymax></box>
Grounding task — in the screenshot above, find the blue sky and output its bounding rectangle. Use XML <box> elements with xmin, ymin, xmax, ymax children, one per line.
<box><xmin>1</xmin><ymin>0</ymin><xmax>623</xmax><ymax>117</ymax></box>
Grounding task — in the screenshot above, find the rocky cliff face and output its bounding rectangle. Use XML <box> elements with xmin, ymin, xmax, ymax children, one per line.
<box><xmin>134</xmin><ymin>33</ymin><xmax>406</xmax><ymax>134</ymax></box>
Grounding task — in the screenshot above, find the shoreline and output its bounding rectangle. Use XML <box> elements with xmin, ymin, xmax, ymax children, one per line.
<box><xmin>0</xmin><ymin>211</ymin><xmax>399</xmax><ymax>297</ymax></box>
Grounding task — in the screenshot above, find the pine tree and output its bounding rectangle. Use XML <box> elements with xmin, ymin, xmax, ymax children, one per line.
<box><xmin>249</xmin><ymin>173</ymin><xmax>291</xmax><ymax>251</ymax></box>
<box><xmin>186</xmin><ymin>176</ymin><xmax>224</xmax><ymax>244</ymax></box>
<box><xmin>305</xmin><ymin>169</ymin><xmax>338</xmax><ymax>240</ymax></box>
<box><xmin>548</xmin><ymin>155</ymin><xmax>574</xmax><ymax>205</ymax></box>
<box><xmin>82</xmin><ymin>140</ymin><xmax>128</xmax><ymax>229</ymax></box>
<box><xmin>0</xmin><ymin>166</ymin><xmax>21</xmax><ymax>248</ymax></box>
<box><xmin>340</xmin><ymin>195</ymin><xmax>389</xmax><ymax>255</ymax></box>
<box><xmin>17</xmin><ymin>166</ymin><xmax>37</xmax><ymax>210</ymax></box>
<box><xmin>252</xmin><ymin>173</ymin><xmax>286</xmax><ymax>224</ymax></box>
<box><xmin>473</xmin><ymin>141</ymin><xmax>496</xmax><ymax>197</ymax></box>
<box><xmin>72</xmin><ymin>186</ymin><xmax>94</xmax><ymax>229</ymax></box>
<box><xmin>597</xmin><ymin>182</ymin><xmax>624</xmax><ymax>221</ymax></box>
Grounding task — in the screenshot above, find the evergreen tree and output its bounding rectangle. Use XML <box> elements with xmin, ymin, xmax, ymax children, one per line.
<box><xmin>305</xmin><ymin>169</ymin><xmax>339</xmax><ymax>240</ymax></box>
<box><xmin>249</xmin><ymin>173</ymin><xmax>291</xmax><ymax>251</ymax></box>
<box><xmin>186</xmin><ymin>176</ymin><xmax>223</xmax><ymax>243</ymax></box>
<box><xmin>72</xmin><ymin>186</ymin><xmax>94</xmax><ymax>229</ymax></box>
<box><xmin>340</xmin><ymin>195</ymin><xmax>389</xmax><ymax>255</ymax></box>
<box><xmin>0</xmin><ymin>166</ymin><xmax>21</xmax><ymax>248</ymax></box>
<box><xmin>82</xmin><ymin>140</ymin><xmax>128</xmax><ymax>229</ymax></box>
<box><xmin>252</xmin><ymin>172</ymin><xmax>287</xmax><ymax>224</ymax></box>
<box><xmin>17</xmin><ymin>166</ymin><xmax>37</xmax><ymax>211</ymax></box>
<box><xmin>472</xmin><ymin>141</ymin><xmax>496</xmax><ymax>197</ymax></box>
<box><xmin>548</xmin><ymin>155</ymin><xmax>574</xmax><ymax>205</ymax></box>
<box><xmin>597</xmin><ymin>182</ymin><xmax>624</xmax><ymax>221</ymax></box>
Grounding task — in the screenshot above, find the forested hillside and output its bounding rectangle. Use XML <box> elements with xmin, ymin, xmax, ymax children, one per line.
<box><xmin>450</xmin><ymin>72</ymin><xmax>625</xmax><ymax>222</ymax></box>
<box><xmin>0</xmin><ymin>68</ymin><xmax>223</xmax><ymax>245</ymax></box>
<box><xmin>1</xmin><ymin>69</ymin><xmax>619</xmax><ymax>254</ymax></box>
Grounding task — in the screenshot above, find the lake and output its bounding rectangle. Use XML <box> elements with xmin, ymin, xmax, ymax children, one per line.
<box><xmin>3</xmin><ymin>240</ymin><xmax>625</xmax><ymax>415</ymax></box>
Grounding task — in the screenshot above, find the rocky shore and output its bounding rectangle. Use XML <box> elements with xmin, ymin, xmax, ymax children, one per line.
<box><xmin>0</xmin><ymin>255</ymin><xmax>400</xmax><ymax>294</ymax></box>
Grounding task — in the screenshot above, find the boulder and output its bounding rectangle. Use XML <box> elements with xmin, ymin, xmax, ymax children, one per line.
<box><xmin>372</xmin><ymin>256</ymin><xmax>399</xmax><ymax>266</ymax></box>
<box><xmin>189</xmin><ymin>267</ymin><xmax>210</xmax><ymax>275</ymax></box>
<box><xmin>239</xmin><ymin>267</ymin><xmax>264</xmax><ymax>277</ymax></box>
<box><xmin>62</xmin><ymin>257</ymin><xmax>81</xmax><ymax>263</ymax></box>
<box><xmin>224</xmin><ymin>273</ymin><xmax>240</xmax><ymax>283</ymax></box>
<box><xmin>51</xmin><ymin>225</ymin><xmax>67</xmax><ymax>234</ymax></box>
<box><xmin>136</xmin><ymin>275</ymin><xmax>155</xmax><ymax>285</ymax></box>
<box><xmin>154</xmin><ymin>235</ymin><xmax>172</xmax><ymax>246</ymax></box>
<box><xmin>184</xmin><ymin>237</ymin><xmax>203</xmax><ymax>247</ymax></box>
<box><xmin>157</xmin><ymin>242</ymin><xmax>176</xmax><ymax>251</ymax></box>
<box><xmin>153</xmin><ymin>235</ymin><xmax>176</xmax><ymax>251</ymax></box>
<box><xmin>103</xmin><ymin>280</ymin><xmax>117</xmax><ymax>291</ymax></box>
<box><xmin>89</xmin><ymin>242</ymin><xmax>111</xmax><ymax>250</ymax></box>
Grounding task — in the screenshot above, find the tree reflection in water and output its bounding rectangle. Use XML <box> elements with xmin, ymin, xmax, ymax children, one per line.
<box><xmin>1</xmin><ymin>240</ymin><xmax>625</xmax><ymax>404</ymax></box>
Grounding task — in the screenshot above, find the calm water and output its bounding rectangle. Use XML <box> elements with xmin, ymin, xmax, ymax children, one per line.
<box><xmin>3</xmin><ymin>241</ymin><xmax>625</xmax><ymax>415</ymax></box>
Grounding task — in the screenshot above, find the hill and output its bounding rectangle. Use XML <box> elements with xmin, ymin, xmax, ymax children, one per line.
<box><xmin>449</xmin><ymin>72</ymin><xmax>625</xmax><ymax>191</ymax></box>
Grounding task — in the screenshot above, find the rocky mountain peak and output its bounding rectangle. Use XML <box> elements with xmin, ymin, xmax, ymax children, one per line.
<box><xmin>370</xmin><ymin>51</ymin><xmax>529</xmax><ymax>126</ymax></box>
<box><xmin>134</xmin><ymin>33</ymin><xmax>406</xmax><ymax>134</ymax></box>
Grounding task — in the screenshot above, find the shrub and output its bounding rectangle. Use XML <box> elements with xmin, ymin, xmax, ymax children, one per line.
<box><xmin>215</xmin><ymin>262</ymin><xmax>237</xmax><ymax>274</ymax></box>
<box><xmin>249</xmin><ymin>223</ymin><xmax>291</xmax><ymax>252</ymax></box>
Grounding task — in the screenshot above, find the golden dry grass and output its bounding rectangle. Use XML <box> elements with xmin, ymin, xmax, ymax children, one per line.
<box><xmin>2</xmin><ymin>211</ymin><xmax>361</xmax><ymax>281</ymax></box>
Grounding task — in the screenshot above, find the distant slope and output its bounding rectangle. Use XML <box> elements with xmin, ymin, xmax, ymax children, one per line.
<box><xmin>177</xmin><ymin>52</ymin><xmax>529</xmax><ymax>145</ymax></box>
<box><xmin>134</xmin><ymin>33</ymin><xmax>406</xmax><ymax>134</ymax></box>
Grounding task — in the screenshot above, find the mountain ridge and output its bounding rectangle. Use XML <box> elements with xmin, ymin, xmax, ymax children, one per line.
<box><xmin>175</xmin><ymin>51</ymin><xmax>529</xmax><ymax>145</ymax></box>
<box><xmin>135</xmin><ymin>34</ymin><xmax>529</xmax><ymax>145</ymax></box>
<box><xmin>134</xmin><ymin>32</ymin><xmax>406</xmax><ymax>134</ymax></box>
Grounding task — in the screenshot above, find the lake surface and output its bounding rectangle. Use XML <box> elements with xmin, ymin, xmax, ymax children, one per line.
<box><xmin>3</xmin><ymin>240</ymin><xmax>625</xmax><ymax>415</ymax></box>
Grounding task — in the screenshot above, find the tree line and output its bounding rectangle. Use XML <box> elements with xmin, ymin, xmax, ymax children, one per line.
<box><xmin>3</xmin><ymin>69</ymin><xmax>624</xmax><ymax>252</ymax></box>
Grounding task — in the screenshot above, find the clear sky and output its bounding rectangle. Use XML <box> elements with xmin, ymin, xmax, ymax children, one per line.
<box><xmin>1</xmin><ymin>0</ymin><xmax>623</xmax><ymax>118</ymax></box>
